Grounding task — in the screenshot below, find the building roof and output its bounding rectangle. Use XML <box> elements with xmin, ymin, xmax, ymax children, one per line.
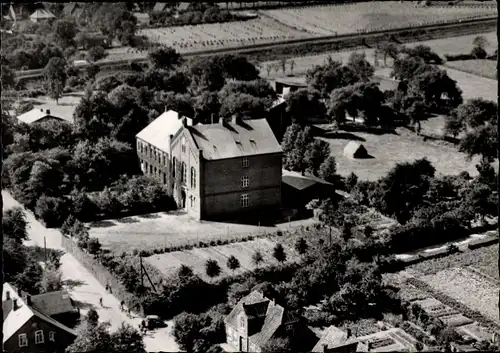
<box><xmin>356</xmin><ymin>328</ymin><xmax>419</xmax><ymax>352</ymax></box>
<box><xmin>282</xmin><ymin>169</ymin><xmax>333</xmax><ymax>192</ymax></box>
<box><xmin>343</xmin><ymin>141</ymin><xmax>368</xmax><ymax>158</ymax></box>
<box><xmin>3</xmin><ymin>283</ymin><xmax>77</xmax><ymax>344</ymax></box>
<box><xmin>189</xmin><ymin>118</ymin><xmax>282</xmax><ymax>160</ymax></box>
<box><xmin>373</xmin><ymin>76</ymin><xmax>401</xmax><ymax>92</ymax></box>
<box><xmin>274</xmin><ymin>77</ymin><xmax>308</xmax><ymax>87</ymax></box>
<box><xmin>225</xmin><ymin>290</ymin><xmax>298</xmax><ymax>348</ymax></box>
<box><xmin>62</xmin><ymin>2</ymin><xmax>78</xmax><ymax>15</ymax></box>
<box><xmin>30</xmin><ymin>290</ymin><xmax>75</xmax><ymax>316</ymax></box>
<box><xmin>30</xmin><ymin>8</ymin><xmax>55</xmax><ymax>19</ymax></box>
<box><xmin>16</xmin><ymin>107</ymin><xmax>72</xmax><ymax>124</ymax></box>
<box><xmin>136</xmin><ymin>110</ymin><xmax>184</xmax><ymax>152</ymax></box>
<box><xmin>178</xmin><ymin>2</ymin><xmax>190</xmax><ymax>11</ymax></box>
<box><xmin>312</xmin><ymin>325</ymin><xmax>358</xmax><ymax>352</ymax></box>
<box><xmin>152</xmin><ymin>2</ymin><xmax>168</xmax><ymax>12</ymax></box>
<box><xmin>133</xmin><ymin>12</ymin><xmax>150</xmax><ymax>22</ymax></box>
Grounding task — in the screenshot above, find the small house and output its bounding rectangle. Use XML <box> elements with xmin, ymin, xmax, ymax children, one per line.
<box><xmin>17</xmin><ymin>107</ymin><xmax>74</xmax><ymax>125</ymax></box>
<box><xmin>29</xmin><ymin>9</ymin><xmax>56</xmax><ymax>23</ymax></box>
<box><xmin>272</xmin><ymin>78</ymin><xmax>308</xmax><ymax>96</ymax></box>
<box><xmin>343</xmin><ymin>141</ymin><xmax>369</xmax><ymax>159</ymax></box>
<box><xmin>282</xmin><ymin>169</ymin><xmax>338</xmax><ymax>210</ymax></box>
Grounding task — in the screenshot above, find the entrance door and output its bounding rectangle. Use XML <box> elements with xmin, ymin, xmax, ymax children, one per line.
<box><xmin>181</xmin><ymin>190</ymin><xmax>186</xmax><ymax>209</ymax></box>
<box><xmin>239</xmin><ymin>337</ymin><xmax>243</xmax><ymax>351</ymax></box>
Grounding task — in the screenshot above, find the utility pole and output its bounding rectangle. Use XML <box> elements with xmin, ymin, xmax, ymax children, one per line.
<box><xmin>140</xmin><ymin>256</ymin><xmax>144</xmax><ymax>288</ymax></box>
<box><xmin>44</xmin><ymin>237</ymin><xmax>47</xmax><ymax>263</ymax></box>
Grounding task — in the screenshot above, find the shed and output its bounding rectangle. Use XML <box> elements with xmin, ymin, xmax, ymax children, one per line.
<box><xmin>343</xmin><ymin>141</ymin><xmax>368</xmax><ymax>159</ymax></box>
<box><xmin>29</xmin><ymin>8</ymin><xmax>55</xmax><ymax>23</ymax></box>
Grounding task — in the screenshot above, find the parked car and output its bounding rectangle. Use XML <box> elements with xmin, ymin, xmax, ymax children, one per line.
<box><xmin>145</xmin><ymin>315</ymin><xmax>166</xmax><ymax>329</ymax></box>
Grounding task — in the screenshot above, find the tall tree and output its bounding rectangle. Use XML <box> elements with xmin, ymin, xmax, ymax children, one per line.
<box><xmin>346</xmin><ymin>52</ymin><xmax>374</xmax><ymax>81</ymax></box>
<box><xmin>44</xmin><ymin>57</ymin><xmax>67</xmax><ymax>104</ymax></box>
<box><xmin>284</xmin><ymin>88</ymin><xmax>326</xmax><ymax>125</ymax></box>
<box><xmin>226</xmin><ymin>255</ymin><xmax>240</xmax><ymax>273</ymax></box>
<box><xmin>273</xmin><ymin>243</ymin><xmax>287</xmax><ymax>263</ymax></box>
<box><xmin>252</xmin><ymin>251</ymin><xmax>264</xmax><ymax>268</ymax></box>
<box><xmin>205</xmin><ymin>259</ymin><xmax>221</xmax><ymax>281</ymax></box>
<box><xmin>319</xmin><ymin>156</ymin><xmax>337</xmax><ymax>183</ymax></box>
<box><xmin>52</xmin><ymin>20</ymin><xmax>77</xmax><ymax>48</ymax></box>
<box><xmin>110</xmin><ymin>323</ymin><xmax>145</xmax><ymax>353</ymax></box>
<box><xmin>148</xmin><ymin>46</ymin><xmax>182</xmax><ymax>70</ymax></box>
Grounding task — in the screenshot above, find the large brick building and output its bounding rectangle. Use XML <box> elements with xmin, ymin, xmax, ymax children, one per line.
<box><xmin>136</xmin><ymin>110</ymin><xmax>283</xmax><ymax>220</ymax></box>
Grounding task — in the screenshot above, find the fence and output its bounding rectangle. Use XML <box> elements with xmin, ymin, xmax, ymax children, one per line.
<box><xmin>61</xmin><ymin>235</ymin><xmax>144</xmax><ymax>316</ymax></box>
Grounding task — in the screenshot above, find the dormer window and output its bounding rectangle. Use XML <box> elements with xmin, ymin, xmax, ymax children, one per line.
<box><xmin>239</xmin><ymin>316</ymin><xmax>245</xmax><ymax>329</ymax></box>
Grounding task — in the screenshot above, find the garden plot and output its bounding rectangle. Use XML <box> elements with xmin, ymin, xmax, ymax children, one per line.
<box><xmin>145</xmin><ymin>238</ymin><xmax>301</xmax><ymax>281</ymax></box>
<box><xmin>262</xmin><ymin>2</ymin><xmax>495</xmax><ymax>36</ymax></box>
<box><xmin>419</xmin><ymin>267</ymin><xmax>499</xmax><ymax>324</ymax></box>
<box><xmin>138</xmin><ymin>16</ymin><xmax>311</xmax><ymax>52</ymax></box>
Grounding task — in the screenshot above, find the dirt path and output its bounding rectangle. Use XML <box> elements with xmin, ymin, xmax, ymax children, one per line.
<box><xmin>2</xmin><ymin>190</ymin><xmax>180</xmax><ymax>352</ymax></box>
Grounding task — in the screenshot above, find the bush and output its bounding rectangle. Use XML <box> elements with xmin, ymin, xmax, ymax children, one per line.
<box><xmin>471</xmin><ymin>46</ymin><xmax>487</xmax><ymax>59</ymax></box>
<box><xmin>35</xmin><ymin>196</ymin><xmax>69</xmax><ymax>228</ymax></box>
<box><xmin>444</xmin><ymin>53</ymin><xmax>473</xmax><ymax>61</ymax></box>
<box><xmin>87</xmin><ymin>237</ymin><xmax>102</xmax><ymax>255</ymax></box>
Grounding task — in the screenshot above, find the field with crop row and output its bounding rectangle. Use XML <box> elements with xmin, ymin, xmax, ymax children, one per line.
<box><xmin>420</xmin><ymin>267</ymin><xmax>499</xmax><ymax>324</ymax></box>
<box><xmin>138</xmin><ymin>16</ymin><xmax>312</xmax><ymax>53</ymax></box>
<box><xmin>261</xmin><ymin>2</ymin><xmax>496</xmax><ymax>36</ymax></box>
<box><xmin>145</xmin><ymin>238</ymin><xmax>301</xmax><ymax>281</ymax></box>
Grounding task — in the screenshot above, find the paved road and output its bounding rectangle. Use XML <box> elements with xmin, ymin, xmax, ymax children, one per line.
<box><xmin>3</xmin><ymin>191</ymin><xmax>180</xmax><ymax>352</ymax></box>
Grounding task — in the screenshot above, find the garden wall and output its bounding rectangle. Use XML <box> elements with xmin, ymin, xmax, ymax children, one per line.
<box><xmin>61</xmin><ymin>235</ymin><xmax>144</xmax><ymax>315</ymax></box>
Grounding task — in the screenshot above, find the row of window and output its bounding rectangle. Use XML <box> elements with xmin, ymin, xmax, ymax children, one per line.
<box><xmin>19</xmin><ymin>330</ymin><xmax>54</xmax><ymax>347</ymax></box>
<box><xmin>138</xmin><ymin>141</ymin><xmax>169</xmax><ymax>166</ymax></box>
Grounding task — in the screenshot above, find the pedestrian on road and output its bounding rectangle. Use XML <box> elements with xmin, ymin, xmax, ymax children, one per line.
<box><xmin>99</xmin><ymin>297</ymin><xmax>103</xmax><ymax>307</ymax></box>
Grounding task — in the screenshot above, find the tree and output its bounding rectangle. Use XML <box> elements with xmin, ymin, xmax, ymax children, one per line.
<box><xmin>265</xmin><ymin>63</ymin><xmax>272</xmax><ymax>76</ymax></box>
<box><xmin>284</xmin><ymin>88</ymin><xmax>326</xmax><ymax>124</ymax></box>
<box><xmin>86</xmin><ymin>64</ymin><xmax>100</xmax><ymax>82</ymax></box>
<box><xmin>53</xmin><ymin>20</ymin><xmax>77</xmax><ymax>48</ymax></box>
<box><xmin>44</xmin><ymin>57</ymin><xmax>67</xmax><ymax>104</ymax></box>
<box><xmin>226</xmin><ymin>255</ymin><xmax>240</xmax><ymax>273</ymax></box>
<box><xmin>252</xmin><ymin>251</ymin><xmax>264</xmax><ymax>267</ymax></box>
<box><xmin>39</xmin><ymin>267</ymin><xmax>63</xmax><ymax>293</ymax></box>
<box><xmin>306</xmin><ymin>60</ymin><xmax>361</xmax><ymax>98</ymax></box>
<box><xmin>148</xmin><ymin>46</ymin><xmax>181</xmax><ymax>69</ymax></box>
<box><xmin>111</xmin><ymin>10</ymin><xmax>138</xmax><ymax>45</ymax></box>
<box><xmin>289</xmin><ymin>59</ymin><xmax>295</xmax><ymax>75</ymax></box>
<box><xmin>377</xmin><ymin>42</ymin><xmax>400</xmax><ymax>66</ymax></box>
<box><xmin>14</xmin><ymin>258</ymin><xmax>43</xmax><ymax>294</ymax></box>
<box><xmin>318</xmin><ymin>156</ymin><xmax>337</xmax><ymax>183</ymax></box>
<box><xmin>87</xmin><ymin>237</ymin><xmax>102</xmax><ymax>255</ymax></box>
<box><xmin>110</xmin><ymin>323</ymin><xmax>145</xmax><ymax>353</ymax></box>
<box><xmin>305</xmin><ymin>139</ymin><xmax>331</xmax><ymax>177</ymax></box>
<box><xmin>205</xmin><ymin>259</ymin><xmax>221</xmax><ymax>280</ymax></box>
<box><xmin>346</xmin><ymin>52</ymin><xmax>374</xmax><ymax>81</ymax></box>
<box><xmin>345</xmin><ymin>172</ymin><xmax>358</xmax><ymax>192</ymax></box>
<box><xmin>66</xmin><ymin>321</ymin><xmax>113</xmax><ymax>353</ymax></box>
<box><xmin>294</xmin><ymin>237</ymin><xmax>308</xmax><ymax>255</ymax></box>
<box><xmin>87</xmin><ymin>46</ymin><xmax>107</xmax><ymax>62</ymax></box>
<box><xmin>262</xmin><ymin>337</ymin><xmax>293</xmax><ymax>353</ymax></box>
<box><xmin>172</xmin><ymin>312</ymin><xmax>212</xmax><ymax>352</ymax></box>
<box><xmin>471</xmin><ymin>46</ymin><xmax>487</xmax><ymax>59</ymax></box>
<box><xmin>3</xmin><ymin>207</ymin><xmax>29</xmax><ymax>243</ymax></box>
<box><xmin>86</xmin><ymin>308</ymin><xmax>99</xmax><ymax>327</ymax></box>
<box><xmin>1</xmin><ymin>64</ymin><xmax>15</xmax><ymax>90</ymax></box>
<box><xmin>403</xmin><ymin>45</ymin><xmax>443</xmax><ymax>64</ymax></box>
<box><xmin>273</xmin><ymin>243</ymin><xmax>287</xmax><ymax>263</ymax></box>
<box><xmin>178</xmin><ymin>264</ymin><xmax>194</xmax><ymax>280</ymax></box>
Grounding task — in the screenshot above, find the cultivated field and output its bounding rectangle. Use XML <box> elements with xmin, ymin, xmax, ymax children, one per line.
<box><xmin>420</xmin><ymin>267</ymin><xmax>499</xmax><ymax>324</ymax></box>
<box><xmin>407</xmin><ymin>244</ymin><xmax>499</xmax><ymax>281</ymax></box>
<box><xmin>145</xmin><ymin>238</ymin><xmax>301</xmax><ymax>281</ymax></box>
<box><xmin>88</xmin><ymin>211</ymin><xmax>317</xmax><ymax>254</ymax></box>
<box><xmin>138</xmin><ymin>17</ymin><xmax>312</xmax><ymax>53</ymax></box>
<box><xmin>445</xmin><ymin>59</ymin><xmax>497</xmax><ymax>80</ymax></box>
<box><xmin>443</xmin><ymin>66</ymin><xmax>498</xmax><ymax>102</ymax></box>
<box><xmin>318</xmin><ymin>129</ymin><xmax>480</xmax><ymax>181</ymax></box>
<box><xmin>261</xmin><ymin>2</ymin><xmax>496</xmax><ymax>36</ymax></box>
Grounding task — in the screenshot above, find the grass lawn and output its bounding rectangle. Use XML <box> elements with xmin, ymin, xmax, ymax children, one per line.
<box><xmin>445</xmin><ymin>59</ymin><xmax>497</xmax><ymax>80</ymax></box>
<box><xmin>317</xmin><ymin>128</ymin><xmax>480</xmax><ymax>181</ymax></box>
<box><xmin>88</xmin><ymin>211</ymin><xmax>318</xmax><ymax>254</ymax></box>
<box><xmin>439</xmin><ymin>65</ymin><xmax>497</xmax><ymax>102</ymax></box>
<box><xmin>145</xmin><ymin>238</ymin><xmax>301</xmax><ymax>281</ymax></box>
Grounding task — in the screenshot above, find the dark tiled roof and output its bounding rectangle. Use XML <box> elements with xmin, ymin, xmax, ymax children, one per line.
<box><xmin>249</xmin><ymin>303</ymin><xmax>284</xmax><ymax>347</ymax></box>
<box><xmin>225</xmin><ymin>290</ymin><xmax>266</xmax><ymax>328</ymax></box>
<box><xmin>30</xmin><ymin>290</ymin><xmax>75</xmax><ymax>316</ymax></box>
<box><xmin>282</xmin><ymin>175</ymin><xmax>317</xmax><ymax>191</ymax></box>
<box><xmin>189</xmin><ymin>119</ymin><xmax>282</xmax><ymax>160</ymax></box>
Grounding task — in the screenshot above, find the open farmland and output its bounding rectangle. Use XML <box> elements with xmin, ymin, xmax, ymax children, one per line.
<box><xmin>420</xmin><ymin>267</ymin><xmax>499</xmax><ymax>324</ymax></box>
<box><xmin>138</xmin><ymin>17</ymin><xmax>312</xmax><ymax>53</ymax></box>
<box><xmin>442</xmin><ymin>66</ymin><xmax>498</xmax><ymax>102</ymax></box>
<box><xmin>261</xmin><ymin>2</ymin><xmax>496</xmax><ymax>36</ymax></box>
<box><xmin>88</xmin><ymin>211</ymin><xmax>317</xmax><ymax>254</ymax></box>
<box><xmin>445</xmin><ymin>59</ymin><xmax>497</xmax><ymax>80</ymax></box>
<box><xmin>145</xmin><ymin>238</ymin><xmax>301</xmax><ymax>281</ymax></box>
<box><xmin>317</xmin><ymin>129</ymin><xmax>481</xmax><ymax>181</ymax></box>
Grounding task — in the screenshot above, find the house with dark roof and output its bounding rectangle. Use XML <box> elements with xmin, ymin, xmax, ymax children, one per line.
<box><xmin>224</xmin><ymin>290</ymin><xmax>314</xmax><ymax>352</ymax></box>
<box><xmin>3</xmin><ymin>283</ymin><xmax>78</xmax><ymax>353</ymax></box>
<box><xmin>136</xmin><ymin>112</ymin><xmax>283</xmax><ymax>220</ymax></box>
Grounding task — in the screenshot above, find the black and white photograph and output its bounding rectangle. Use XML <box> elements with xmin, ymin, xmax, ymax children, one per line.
<box><xmin>0</xmin><ymin>1</ymin><xmax>499</xmax><ymax>352</ymax></box>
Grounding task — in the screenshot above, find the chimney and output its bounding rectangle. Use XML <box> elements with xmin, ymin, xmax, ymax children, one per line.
<box><xmin>46</xmin><ymin>109</ymin><xmax>50</xmax><ymax>114</ymax></box>
<box><xmin>25</xmin><ymin>295</ymin><xmax>32</xmax><ymax>306</ymax></box>
<box><xmin>5</xmin><ymin>291</ymin><xmax>10</xmax><ymax>300</ymax></box>
<box><xmin>347</xmin><ymin>328</ymin><xmax>352</xmax><ymax>339</ymax></box>
<box><xmin>164</xmin><ymin>105</ymin><xmax>167</xmax><ymax>113</ymax></box>
<box><xmin>13</xmin><ymin>299</ymin><xmax>19</xmax><ymax>311</ymax></box>
<box><xmin>182</xmin><ymin>117</ymin><xmax>188</xmax><ymax>127</ymax></box>
<box><xmin>322</xmin><ymin>343</ymin><xmax>328</xmax><ymax>353</ymax></box>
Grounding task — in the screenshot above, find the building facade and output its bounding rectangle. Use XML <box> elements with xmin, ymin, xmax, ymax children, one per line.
<box><xmin>136</xmin><ymin>111</ymin><xmax>283</xmax><ymax>220</ymax></box>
